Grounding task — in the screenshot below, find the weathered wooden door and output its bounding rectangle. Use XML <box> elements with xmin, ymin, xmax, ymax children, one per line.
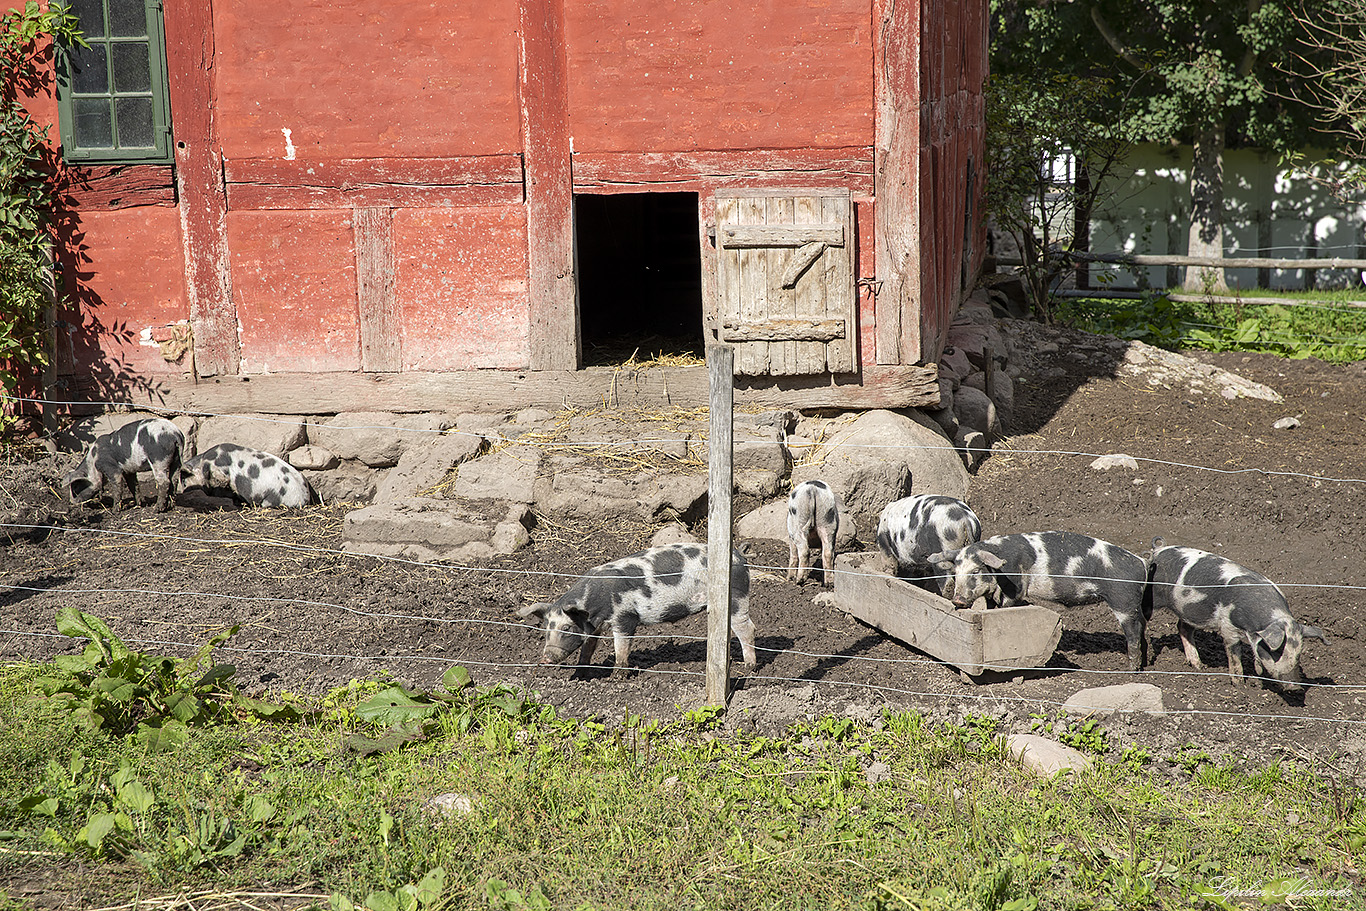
<box><xmin>715</xmin><ymin>189</ymin><xmax>855</xmax><ymax>376</ymax></box>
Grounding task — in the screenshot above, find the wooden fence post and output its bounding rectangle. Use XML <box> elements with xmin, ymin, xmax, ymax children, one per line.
<box><xmin>705</xmin><ymin>344</ymin><xmax>735</xmax><ymax>706</ymax></box>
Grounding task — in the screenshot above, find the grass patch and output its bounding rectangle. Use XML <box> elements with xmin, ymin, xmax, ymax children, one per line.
<box><xmin>1055</xmin><ymin>291</ymin><xmax>1366</xmax><ymax>364</ymax></box>
<box><xmin>1</xmin><ymin>641</ymin><xmax>1363</xmax><ymax>909</ymax></box>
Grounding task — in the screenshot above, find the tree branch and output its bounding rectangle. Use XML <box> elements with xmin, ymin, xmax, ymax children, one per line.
<box><xmin>1089</xmin><ymin>6</ymin><xmax>1145</xmax><ymax>71</ymax></box>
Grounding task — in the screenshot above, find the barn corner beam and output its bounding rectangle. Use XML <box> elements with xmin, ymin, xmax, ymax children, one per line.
<box><xmin>519</xmin><ymin>0</ymin><xmax>579</xmax><ymax>371</ymax></box>
<box><xmin>164</xmin><ymin>0</ymin><xmax>238</xmax><ymax>377</ymax></box>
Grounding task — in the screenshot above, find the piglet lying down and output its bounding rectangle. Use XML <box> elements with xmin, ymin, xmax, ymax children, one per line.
<box><xmin>520</xmin><ymin>543</ymin><xmax>758</xmax><ymax>676</ymax></box>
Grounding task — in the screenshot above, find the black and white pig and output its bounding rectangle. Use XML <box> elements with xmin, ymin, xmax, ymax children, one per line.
<box><xmin>929</xmin><ymin>531</ymin><xmax>1151</xmax><ymax>670</ymax></box>
<box><xmin>64</xmin><ymin>417</ymin><xmax>184</xmax><ymax>513</ymax></box>
<box><xmin>519</xmin><ymin>542</ymin><xmax>758</xmax><ymax>676</ymax></box>
<box><xmin>1143</xmin><ymin>541</ymin><xmax>1326</xmax><ymax>690</ymax></box>
<box><xmin>787</xmin><ymin>479</ymin><xmax>841</xmax><ymax>586</ymax></box>
<box><xmin>179</xmin><ymin>443</ymin><xmax>313</xmax><ymax>508</ymax></box>
<box><xmin>875</xmin><ymin>494</ymin><xmax>981</xmax><ymax>594</ymax></box>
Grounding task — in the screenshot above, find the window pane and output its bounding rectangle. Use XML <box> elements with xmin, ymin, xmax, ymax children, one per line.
<box><xmin>67</xmin><ymin>0</ymin><xmax>106</xmax><ymax>39</ymax></box>
<box><xmin>115</xmin><ymin>97</ymin><xmax>154</xmax><ymax>147</ymax></box>
<box><xmin>70</xmin><ymin>43</ymin><xmax>109</xmax><ymax>94</ymax></box>
<box><xmin>112</xmin><ymin>42</ymin><xmax>150</xmax><ymax>92</ymax></box>
<box><xmin>74</xmin><ymin>98</ymin><xmax>113</xmax><ymax>148</ymax></box>
<box><xmin>109</xmin><ymin>0</ymin><xmax>146</xmax><ymax>38</ymax></box>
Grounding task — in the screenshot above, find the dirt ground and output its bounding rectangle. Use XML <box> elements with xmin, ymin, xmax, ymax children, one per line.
<box><xmin>3</xmin><ymin>322</ymin><xmax>1366</xmax><ymax>782</ymax></box>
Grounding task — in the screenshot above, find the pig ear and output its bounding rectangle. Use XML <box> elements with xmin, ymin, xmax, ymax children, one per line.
<box><xmin>925</xmin><ymin>549</ymin><xmax>958</xmax><ymax>568</ymax></box>
<box><xmin>517</xmin><ymin>602</ymin><xmax>552</xmax><ymax>621</ymax></box>
<box><xmin>1301</xmin><ymin>624</ymin><xmax>1328</xmax><ymax>644</ymax></box>
<box><xmin>977</xmin><ymin>550</ymin><xmax>1006</xmax><ymax>571</ymax></box>
<box><xmin>1259</xmin><ymin>620</ymin><xmax>1288</xmax><ymax>651</ymax></box>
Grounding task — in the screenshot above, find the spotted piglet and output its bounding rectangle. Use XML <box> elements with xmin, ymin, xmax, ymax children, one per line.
<box><xmin>930</xmin><ymin>531</ymin><xmax>1151</xmax><ymax>670</ymax></box>
<box><xmin>179</xmin><ymin>443</ymin><xmax>313</xmax><ymax>508</ymax></box>
<box><xmin>875</xmin><ymin>494</ymin><xmax>981</xmax><ymax>595</ymax></box>
<box><xmin>786</xmin><ymin>479</ymin><xmax>841</xmax><ymax>586</ymax></box>
<box><xmin>64</xmin><ymin>417</ymin><xmax>184</xmax><ymax>513</ymax></box>
<box><xmin>1143</xmin><ymin>540</ymin><xmax>1326</xmax><ymax>690</ymax></box>
<box><xmin>520</xmin><ymin>542</ymin><xmax>758</xmax><ymax>676</ymax></box>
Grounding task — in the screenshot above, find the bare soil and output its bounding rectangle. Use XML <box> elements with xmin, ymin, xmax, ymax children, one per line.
<box><xmin>3</xmin><ymin>323</ymin><xmax>1366</xmax><ymax>781</ymax></box>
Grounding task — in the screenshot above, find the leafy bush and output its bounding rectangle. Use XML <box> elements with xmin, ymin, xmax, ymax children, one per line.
<box><xmin>1056</xmin><ymin>292</ymin><xmax>1366</xmax><ymax>363</ymax></box>
<box><xmin>0</xmin><ymin>1</ymin><xmax>81</xmax><ymax>419</ymax></box>
<box><xmin>34</xmin><ymin>607</ymin><xmax>302</xmax><ymax>751</ymax></box>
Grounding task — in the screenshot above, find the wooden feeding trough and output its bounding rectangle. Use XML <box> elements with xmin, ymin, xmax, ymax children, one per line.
<box><xmin>824</xmin><ymin>553</ymin><xmax>1062</xmax><ymax>679</ymax></box>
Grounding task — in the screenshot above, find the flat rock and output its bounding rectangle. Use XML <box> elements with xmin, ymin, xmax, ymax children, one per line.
<box><xmin>443</xmin><ymin>445</ymin><xmax>545</xmax><ymax>504</ymax></box>
<box><xmin>1090</xmin><ymin>453</ymin><xmax>1139</xmax><ymax>471</ymax></box>
<box><xmin>343</xmin><ymin>499</ymin><xmax>532</xmax><ymax>563</ymax></box>
<box><xmin>198</xmin><ymin>413</ymin><xmax>306</xmax><ymax>456</ymax></box>
<box><xmin>1062</xmin><ymin>683</ymin><xmax>1165</xmax><ymax>715</ymax></box>
<box><xmin>375</xmin><ymin>432</ymin><xmax>488</xmax><ymax>504</ymax></box>
<box><xmin>1007</xmin><ymin>734</ymin><xmax>1092</xmax><ymax>776</ymax></box>
<box><xmin>308</xmin><ymin>412</ymin><xmax>456</xmax><ymax>467</ymax></box>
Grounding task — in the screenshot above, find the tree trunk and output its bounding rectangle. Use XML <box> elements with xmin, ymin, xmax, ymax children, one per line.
<box><xmin>1184</xmin><ymin>123</ymin><xmax>1228</xmax><ymax>291</ymax></box>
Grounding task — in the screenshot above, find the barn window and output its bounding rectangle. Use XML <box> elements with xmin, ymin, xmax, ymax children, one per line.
<box><xmin>574</xmin><ymin>192</ymin><xmax>705</xmax><ymax>365</ymax></box>
<box><xmin>54</xmin><ymin>0</ymin><xmax>172</xmax><ymax>163</ymax></box>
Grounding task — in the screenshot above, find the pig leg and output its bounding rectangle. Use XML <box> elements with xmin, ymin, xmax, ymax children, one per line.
<box><xmin>730</xmin><ymin>600</ymin><xmax>758</xmax><ymax>666</ymax></box>
<box><xmin>1177</xmin><ymin>620</ymin><xmax>1204</xmax><ymax>668</ymax></box>
<box><xmin>150</xmin><ymin>466</ymin><xmax>173</xmax><ymax>512</ymax></box>
<box><xmin>816</xmin><ymin>528</ymin><xmax>836</xmax><ymax>588</ymax></box>
<box><xmin>788</xmin><ymin>534</ymin><xmax>807</xmax><ymax>583</ymax></box>
<box><xmin>1223</xmin><ymin>637</ymin><xmax>1248</xmax><ymax>684</ymax></box>
<box><xmin>575</xmin><ymin>622</ymin><xmax>603</xmax><ymax>669</ymax></box>
<box><xmin>1117</xmin><ymin>613</ymin><xmax>1147</xmax><ymax>671</ymax></box>
<box><xmin>609</xmin><ymin>616</ymin><xmax>639</xmax><ymax>677</ymax></box>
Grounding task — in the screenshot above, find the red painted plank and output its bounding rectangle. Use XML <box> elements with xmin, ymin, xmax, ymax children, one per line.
<box><xmin>573</xmin><ymin>149</ymin><xmax>875</xmax><ymax>194</ymax></box>
<box><xmin>213</xmin><ymin>0</ymin><xmax>522</xmax><ymax>160</ymax></box>
<box><xmin>391</xmin><ymin>208</ymin><xmax>531</xmax><ymax>370</ymax></box>
<box><xmin>227</xmin><ymin>210</ymin><xmax>361</xmax><ymax>373</ymax></box>
<box><xmin>164</xmin><ymin>0</ymin><xmax>238</xmax><ymax>376</ymax></box>
<box><xmin>564</xmin><ymin>0</ymin><xmax>873</xmax><ymax>154</ymax></box>
<box><xmin>520</xmin><ymin>0</ymin><xmax>578</xmax><ymax>370</ymax></box>
<box><xmin>224</xmin><ymin>155</ymin><xmax>525</xmax><ymax>210</ymax></box>
<box><xmin>53</xmin><ymin>164</ymin><xmax>176</xmax><ymax>210</ymax></box>
<box><xmin>52</xmin><ymin>208</ymin><xmax>189</xmax><ymax>380</ymax></box>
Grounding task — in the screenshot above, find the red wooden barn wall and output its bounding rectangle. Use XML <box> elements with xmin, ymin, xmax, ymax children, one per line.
<box><xmin>24</xmin><ymin>0</ymin><xmax>986</xmax><ymax>397</ymax></box>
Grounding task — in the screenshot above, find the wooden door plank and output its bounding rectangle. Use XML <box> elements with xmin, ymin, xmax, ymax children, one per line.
<box><xmin>735</xmin><ymin>197</ymin><xmax>770</xmax><ymax>376</ymax></box>
<box><xmin>768</xmin><ymin>195</ymin><xmax>795</xmax><ymax>374</ymax></box>
<box><xmin>792</xmin><ymin>195</ymin><xmax>825</xmax><ymax>373</ymax></box>
<box><xmin>823</xmin><ymin>194</ymin><xmax>855</xmax><ymax>372</ymax></box>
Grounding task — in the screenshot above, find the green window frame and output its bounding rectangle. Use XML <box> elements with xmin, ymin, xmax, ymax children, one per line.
<box><xmin>55</xmin><ymin>0</ymin><xmax>172</xmax><ymax>163</ymax></box>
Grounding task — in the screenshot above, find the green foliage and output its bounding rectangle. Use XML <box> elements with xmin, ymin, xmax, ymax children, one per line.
<box><xmin>345</xmin><ymin>665</ymin><xmax>529</xmax><ymax>755</ymax></box>
<box><xmin>2</xmin><ymin>663</ymin><xmax>1362</xmax><ymax>908</ymax></box>
<box><xmin>0</xmin><ymin>1</ymin><xmax>81</xmax><ymax>416</ymax></box>
<box><xmin>1057</xmin><ymin>292</ymin><xmax>1366</xmax><ymax>363</ymax></box>
<box><xmin>984</xmin><ymin>60</ymin><xmax>1132</xmax><ymax>320</ymax></box>
<box><xmin>34</xmin><ymin>607</ymin><xmax>303</xmax><ymax>749</ymax></box>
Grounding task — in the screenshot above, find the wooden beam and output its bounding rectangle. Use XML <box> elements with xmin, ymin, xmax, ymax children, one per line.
<box><xmin>224</xmin><ymin>155</ymin><xmax>525</xmax><ymax>210</ymax></box>
<box><xmin>574</xmin><ymin>149</ymin><xmax>875</xmax><ymax>194</ymax></box>
<box><xmin>705</xmin><ymin>345</ymin><xmax>735</xmax><ymax>706</ymax></box>
<box><xmin>354</xmin><ymin>207</ymin><xmax>400</xmax><ymax>372</ymax></box>
<box><xmin>519</xmin><ymin>0</ymin><xmax>578</xmax><ymax>370</ymax></box>
<box><xmin>55</xmin><ymin>164</ymin><xmax>176</xmax><ymax>210</ymax></box>
<box><xmin>54</xmin><ymin>364</ymin><xmax>941</xmax><ymax>415</ymax></box>
<box><xmin>873</xmin><ymin>0</ymin><xmax>921</xmax><ymax>367</ymax></box>
<box><xmin>164</xmin><ymin>0</ymin><xmax>238</xmax><ymax>376</ymax></box>
<box><xmin>719</xmin><ymin>225</ymin><xmax>845</xmax><ymax>248</ymax></box>
<box><xmin>721</xmin><ymin>319</ymin><xmax>846</xmax><ymax>343</ymax></box>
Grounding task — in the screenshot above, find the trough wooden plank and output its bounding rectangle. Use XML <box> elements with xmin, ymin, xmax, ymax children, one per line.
<box><xmin>828</xmin><ymin>554</ymin><xmax>1061</xmax><ymax>677</ymax></box>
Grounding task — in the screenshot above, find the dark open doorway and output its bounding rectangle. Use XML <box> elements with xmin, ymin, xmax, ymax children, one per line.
<box><xmin>575</xmin><ymin>192</ymin><xmax>705</xmax><ymax>366</ymax></box>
